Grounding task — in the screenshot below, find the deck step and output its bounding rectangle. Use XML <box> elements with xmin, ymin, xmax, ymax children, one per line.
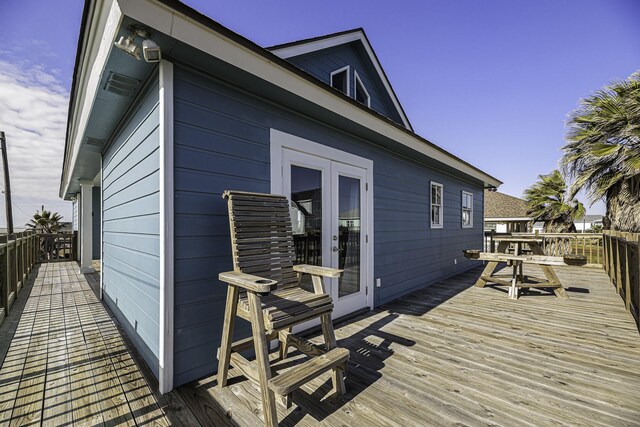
<box><xmin>268</xmin><ymin>347</ymin><xmax>349</xmax><ymax>396</ymax></box>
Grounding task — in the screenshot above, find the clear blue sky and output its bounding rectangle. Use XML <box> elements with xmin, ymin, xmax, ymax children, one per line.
<box><xmin>1</xmin><ymin>0</ymin><xmax>639</xmax><ymax>226</ymax></box>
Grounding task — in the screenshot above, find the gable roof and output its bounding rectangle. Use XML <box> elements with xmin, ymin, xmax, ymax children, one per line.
<box><xmin>484</xmin><ymin>190</ymin><xmax>531</xmax><ymax>220</ymax></box>
<box><xmin>61</xmin><ymin>0</ymin><xmax>502</xmax><ymax>198</ymax></box>
<box><xmin>267</xmin><ymin>28</ymin><xmax>413</xmax><ymax>131</ymax></box>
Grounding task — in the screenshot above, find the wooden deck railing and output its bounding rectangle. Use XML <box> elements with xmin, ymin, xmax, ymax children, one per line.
<box><xmin>37</xmin><ymin>232</ymin><xmax>77</xmax><ymax>262</ymax></box>
<box><xmin>0</xmin><ymin>231</ymin><xmax>38</xmax><ymax>327</ymax></box>
<box><xmin>0</xmin><ymin>231</ymin><xmax>78</xmax><ymax>328</ymax></box>
<box><xmin>602</xmin><ymin>230</ymin><xmax>640</xmax><ymax>328</ymax></box>
<box><xmin>484</xmin><ymin>231</ymin><xmax>604</xmax><ymax>266</ymax></box>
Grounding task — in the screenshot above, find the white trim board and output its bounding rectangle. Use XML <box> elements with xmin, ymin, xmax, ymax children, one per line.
<box><xmin>430</xmin><ymin>181</ymin><xmax>443</xmax><ymax>229</ymax></box>
<box><xmin>353</xmin><ymin>70</ymin><xmax>371</xmax><ymax>108</ymax></box>
<box><xmin>270</xmin><ymin>129</ymin><xmax>375</xmax><ymax>311</ymax></box>
<box><xmin>462</xmin><ymin>190</ymin><xmax>473</xmax><ymax>229</ymax></box>
<box><xmin>269</xmin><ymin>30</ymin><xmax>411</xmax><ymax>131</ymax></box>
<box><xmin>158</xmin><ymin>60</ymin><xmax>175</xmax><ymax>394</ymax></box>
<box><xmin>330</xmin><ymin>65</ymin><xmax>350</xmax><ymax>97</ymax></box>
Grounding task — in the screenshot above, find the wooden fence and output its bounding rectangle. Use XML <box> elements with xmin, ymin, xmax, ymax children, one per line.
<box><xmin>0</xmin><ymin>232</ymin><xmax>38</xmax><ymax>327</ymax></box>
<box><xmin>602</xmin><ymin>230</ymin><xmax>640</xmax><ymax>328</ymax></box>
<box><xmin>484</xmin><ymin>231</ymin><xmax>604</xmax><ymax>266</ymax></box>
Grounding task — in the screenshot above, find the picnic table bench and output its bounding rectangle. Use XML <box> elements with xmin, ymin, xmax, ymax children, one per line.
<box><xmin>463</xmin><ymin>236</ymin><xmax>586</xmax><ymax>300</ymax></box>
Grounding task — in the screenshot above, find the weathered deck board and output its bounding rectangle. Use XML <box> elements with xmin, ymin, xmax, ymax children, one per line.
<box><xmin>180</xmin><ymin>264</ymin><xmax>640</xmax><ymax>426</ymax></box>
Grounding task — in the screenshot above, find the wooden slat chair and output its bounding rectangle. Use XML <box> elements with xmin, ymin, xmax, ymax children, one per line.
<box><xmin>217</xmin><ymin>190</ymin><xmax>349</xmax><ymax>426</ymax></box>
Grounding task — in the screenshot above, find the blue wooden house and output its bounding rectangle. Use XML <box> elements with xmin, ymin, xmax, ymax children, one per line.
<box><xmin>60</xmin><ymin>0</ymin><xmax>501</xmax><ymax>393</ymax></box>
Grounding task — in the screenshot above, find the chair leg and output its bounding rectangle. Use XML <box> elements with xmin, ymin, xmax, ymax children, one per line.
<box><xmin>218</xmin><ymin>285</ymin><xmax>239</xmax><ymax>388</ymax></box>
<box><xmin>279</xmin><ymin>327</ymin><xmax>292</xmax><ymax>360</ymax></box>
<box><xmin>320</xmin><ymin>313</ymin><xmax>346</xmax><ymax>395</ymax></box>
<box><xmin>247</xmin><ymin>292</ymin><xmax>279</xmax><ymax>427</ymax></box>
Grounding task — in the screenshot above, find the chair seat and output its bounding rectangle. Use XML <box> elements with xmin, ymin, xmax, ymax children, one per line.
<box><xmin>238</xmin><ymin>287</ymin><xmax>334</xmax><ymax>331</ymax></box>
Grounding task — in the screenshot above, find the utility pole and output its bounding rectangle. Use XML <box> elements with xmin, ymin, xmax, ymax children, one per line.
<box><xmin>0</xmin><ymin>132</ymin><xmax>14</xmax><ymax>234</ymax></box>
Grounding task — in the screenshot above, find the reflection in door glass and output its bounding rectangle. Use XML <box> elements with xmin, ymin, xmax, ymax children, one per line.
<box><xmin>338</xmin><ymin>176</ymin><xmax>360</xmax><ymax>297</ymax></box>
<box><xmin>291</xmin><ymin>166</ymin><xmax>322</xmax><ymax>292</ymax></box>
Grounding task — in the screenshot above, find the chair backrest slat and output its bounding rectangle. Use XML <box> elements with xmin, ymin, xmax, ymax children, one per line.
<box><xmin>224</xmin><ymin>190</ymin><xmax>299</xmax><ymax>289</ymax></box>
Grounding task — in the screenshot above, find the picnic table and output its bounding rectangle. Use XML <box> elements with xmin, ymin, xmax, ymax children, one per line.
<box><xmin>464</xmin><ymin>236</ymin><xmax>586</xmax><ymax>300</ymax></box>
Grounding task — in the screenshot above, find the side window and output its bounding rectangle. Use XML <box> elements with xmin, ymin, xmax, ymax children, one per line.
<box><xmin>430</xmin><ymin>182</ymin><xmax>443</xmax><ymax>229</ymax></box>
<box><xmin>330</xmin><ymin>66</ymin><xmax>350</xmax><ymax>95</ymax></box>
<box><xmin>462</xmin><ymin>191</ymin><xmax>473</xmax><ymax>228</ymax></box>
<box><xmin>354</xmin><ymin>71</ymin><xmax>371</xmax><ymax>107</ymax></box>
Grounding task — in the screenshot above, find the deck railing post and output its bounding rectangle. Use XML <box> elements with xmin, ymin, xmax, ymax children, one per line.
<box><xmin>603</xmin><ymin>232</ymin><xmax>609</xmax><ymax>276</ymax></box>
<box><xmin>624</xmin><ymin>233</ymin><xmax>631</xmax><ymax>310</ymax></box>
<box><xmin>0</xmin><ymin>238</ymin><xmax>7</xmax><ymax>316</ymax></box>
<box><xmin>637</xmin><ymin>235</ymin><xmax>640</xmax><ymax>323</ymax></box>
<box><xmin>19</xmin><ymin>232</ymin><xmax>25</xmax><ymax>287</ymax></box>
<box><xmin>614</xmin><ymin>233</ymin><xmax>621</xmax><ymax>294</ymax></box>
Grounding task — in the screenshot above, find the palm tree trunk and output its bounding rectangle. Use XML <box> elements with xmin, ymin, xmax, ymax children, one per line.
<box><xmin>606</xmin><ymin>177</ymin><xmax>640</xmax><ymax>232</ymax></box>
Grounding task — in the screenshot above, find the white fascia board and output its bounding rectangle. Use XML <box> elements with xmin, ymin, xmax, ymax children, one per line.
<box><xmin>60</xmin><ymin>0</ymin><xmax>123</xmax><ymax>199</ymax></box>
<box><xmin>270</xmin><ymin>30</ymin><xmax>412</xmax><ymax>131</ymax></box>
<box><xmin>117</xmin><ymin>0</ymin><xmax>501</xmax><ymax>188</ymax></box>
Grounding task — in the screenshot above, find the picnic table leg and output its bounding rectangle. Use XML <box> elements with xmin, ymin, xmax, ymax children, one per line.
<box><xmin>529</xmin><ymin>241</ymin><xmax>569</xmax><ymax>299</ymax></box>
<box><xmin>474</xmin><ymin>241</ymin><xmax>510</xmax><ymax>288</ymax></box>
<box><xmin>508</xmin><ymin>263</ymin><xmax>519</xmax><ymax>300</ymax></box>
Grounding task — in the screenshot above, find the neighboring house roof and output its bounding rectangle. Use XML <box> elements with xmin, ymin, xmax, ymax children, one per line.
<box><xmin>60</xmin><ymin>0</ymin><xmax>502</xmax><ymax>199</ymax></box>
<box><xmin>267</xmin><ymin>28</ymin><xmax>413</xmax><ymax>131</ymax></box>
<box><xmin>484</xmin><ymin>190</ymin><xmax>531</xmax><ymax>220</ymax></box>
<box><xmin>575</xmin><ymin>215</ymin><xmax>604</xmax><ymax>223</ymax></box>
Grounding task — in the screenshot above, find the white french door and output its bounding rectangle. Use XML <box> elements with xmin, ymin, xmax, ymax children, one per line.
<box><xmin>280</xmin><ymin>148</ymin><xmax>370</xmax><ymax>319</ymax></box>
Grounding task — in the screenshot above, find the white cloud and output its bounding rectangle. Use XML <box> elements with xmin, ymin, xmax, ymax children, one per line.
<box><xmin>0</xmin><ymin>58</ymin><xmax>72</xmax><ymax>229</ymax></box>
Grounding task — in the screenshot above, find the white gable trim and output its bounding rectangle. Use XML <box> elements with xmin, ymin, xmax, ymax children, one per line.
<box><xmin>353</xmin><ymin>70</ymin><xmax>371</xmax><ymax>108</ymax></box>
<box><xmin>269</xmin><ymin>30</ymin><xmax>412</xmax><ymax>131</ymax></box>
<box><xmin>330</xmin><ymin>65</ymin><xmax>351</xmax><ymax>96</ymax></box>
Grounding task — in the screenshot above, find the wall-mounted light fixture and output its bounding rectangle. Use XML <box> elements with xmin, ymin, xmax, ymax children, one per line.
<box><xmin>114</xmin><ymin>25</ymin><xmax>161</xmax><ymax>63</ymax></box>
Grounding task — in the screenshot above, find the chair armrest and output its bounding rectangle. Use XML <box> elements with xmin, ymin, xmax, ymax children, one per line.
<box><xmin>219</xmin><ymin>271</ymin><xmax>278</xmax><ymax>293</ymax></box>
<box><xmin>293</xmin><ymin>264</ymin><xmax>343</xmax><ymax>278</ymax></box>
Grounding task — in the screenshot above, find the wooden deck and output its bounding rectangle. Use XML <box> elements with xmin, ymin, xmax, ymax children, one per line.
<box><xmin>178</xmin><ymin>264</ymin><xmax>640</xmax><ymax>426</ymax></box>
<box><xmin>1</xmin><ymin>262</ymin><xmax>639</xmax><ymax>426</ymax></box>
<box><xmin>0</xmin><ymin>262</ymin><xmax>184</xmax><ymax>426</ymax></box>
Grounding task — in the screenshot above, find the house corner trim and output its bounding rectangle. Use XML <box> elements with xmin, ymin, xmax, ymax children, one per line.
<box><xmin>159</xmin><ymin>59</ymin><xmax>175</xmax><ymax>393</ymax></box>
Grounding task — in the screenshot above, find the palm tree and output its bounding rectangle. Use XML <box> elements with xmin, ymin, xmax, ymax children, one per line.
<box><xmin>561</xmin><ymin>72</ymin><xmax>640</xmax><ymax>232</ymax></box>
<box><xmin>524</xmin><ymin>170</ymin><xmax>585</xmax><ymax>232</ymax></box>
<box><xmin>26</xmin><ymin>210</ymin><xmax>63</xmax><ymax>234</ymax></box>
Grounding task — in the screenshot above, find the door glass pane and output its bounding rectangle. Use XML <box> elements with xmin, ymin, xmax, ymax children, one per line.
<box><xmin>291</xmin><ymin>165</ymin><xmax>322</xmax><ymax>292</ymax></box>
<box><xmin>338</xmin><ymin>176</ymin><xmax>361</xmax><ymax>297</ymax></box>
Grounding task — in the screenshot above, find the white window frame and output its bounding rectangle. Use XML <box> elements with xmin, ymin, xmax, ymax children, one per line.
<box><xmin>462</xmin><ymin>191</ymin><xmax>473</xmax><ymax>228</ymax></box>
<box><xmin>430</xmin><ymin>181</ymin><xmax>443</xmax><ymax>229</ymax></box>
<box><xmin>353</xmin><ymin>70</ymin><xmax>371</xmax><ymax>107</ymax></box>
<box><xmin>330</xmin><ymin>65</ymin><xmax>350</xmax><ymax>96</ymax></box>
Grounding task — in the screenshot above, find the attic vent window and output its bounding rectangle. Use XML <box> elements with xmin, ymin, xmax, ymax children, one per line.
<box><xmin>104</xmin><ymin>72</ymin><xmax>141</xmax><ymax>97</ymax></box>
<box><xmin>330</xmin><ymin>66</ymin><xmax>350</xmax><ymax>95</ymax></box>
<box><xmin>354</xmin><ymin>71</ymin><xmax>371</xmax><ymax>107</ymax></box>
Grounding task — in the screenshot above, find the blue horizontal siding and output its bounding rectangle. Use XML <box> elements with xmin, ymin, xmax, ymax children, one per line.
<box><xmin>102</xmin><ymin>78</ymin><xmax>161</xmax><ymax>379</ymax></box>
<box><xmin>285</xmin><ymin>42</ymin><xmax>404</xmax><ymax>125</ymax></box>
<box><xmin>171</xmin><ymin>64</ymin><xmax>485</xmax><ymax>387</ymax></box>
